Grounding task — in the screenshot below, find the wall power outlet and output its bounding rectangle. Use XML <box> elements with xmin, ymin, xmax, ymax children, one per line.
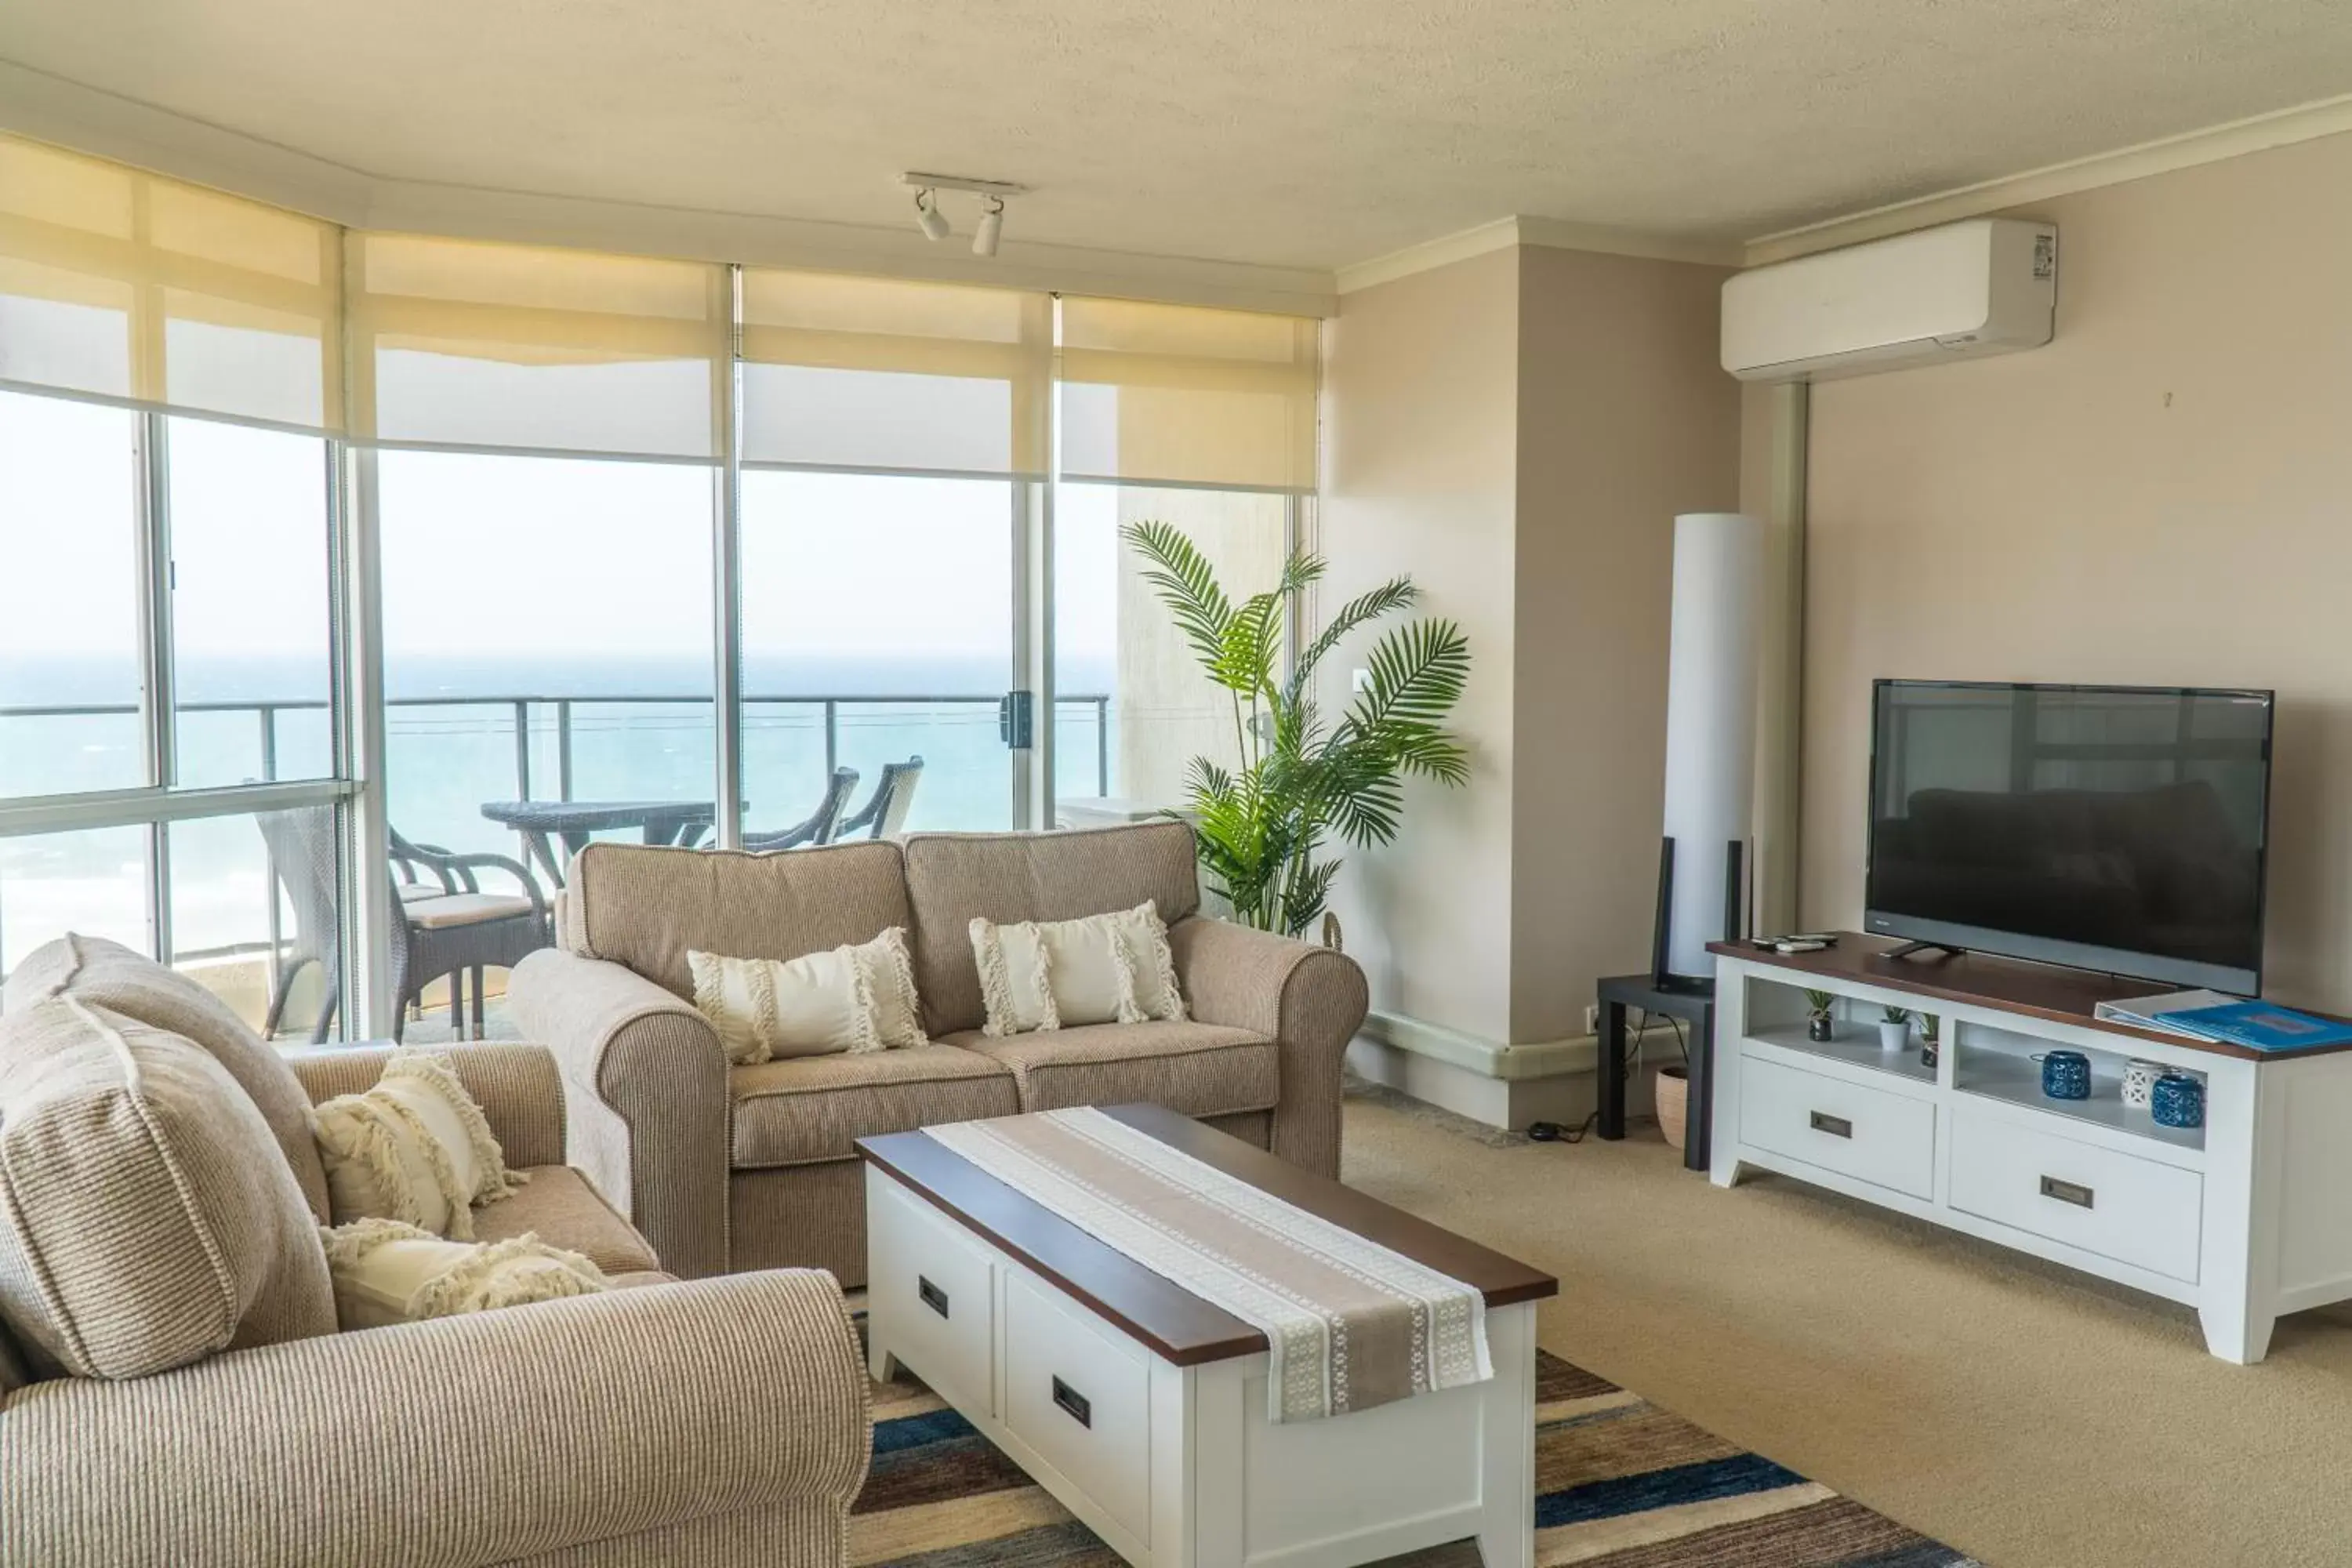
<box><xmin>1583</xmin><ymin>1004</ymin><xmax>1600</xmax><ymax>1036</ymax></box>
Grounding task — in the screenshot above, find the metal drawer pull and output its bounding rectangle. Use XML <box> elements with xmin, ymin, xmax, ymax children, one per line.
<box><xmin>917</xmin><ymin>1276</ymin><xmax>949</xmax><ymax>1319</ymax></box>
<box><xmin>1051</xmin><ymin>1376</ymin><xmax>1092</xmax><ymax>1428</ymax></box>
<box><xmin>2041</xmin><ymin>1175</ymin><xmax>2095</xmax><ymax>1210</ymax></box>
<box><xmin>1809</xmin><ymin>1111</ymin><xmax>1853</xmax><ymax>1139</ymax></box>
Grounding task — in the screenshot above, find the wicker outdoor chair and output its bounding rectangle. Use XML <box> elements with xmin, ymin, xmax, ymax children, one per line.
<box><xmin>257</xmin><ymin>811</ymin><xmax>552</xmax><ymax>1043</ymax></box>
<box><xmin>742</xmin><ymin>766</ymin><xmax>860</xmax><ymax>850</ymax></box>
<box><xmin>833</xmin><ymin>755</ymin><xmax>924</xmax><ymax>840</ymax></box>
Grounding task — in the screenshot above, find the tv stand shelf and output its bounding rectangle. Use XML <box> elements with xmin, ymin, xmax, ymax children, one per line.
<box><xmin>1708</xmin><ymin>935</ymin><xmax>2352</xmax><ymax>1363</ymax></box>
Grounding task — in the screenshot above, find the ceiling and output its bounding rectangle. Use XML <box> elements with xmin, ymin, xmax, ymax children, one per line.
<box><xmin>5</xmin><ymin>0</ymin><xmax>2352</xmax><ymax>274</ymax></box>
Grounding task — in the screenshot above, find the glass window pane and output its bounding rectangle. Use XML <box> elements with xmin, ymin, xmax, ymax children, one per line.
<box><xmin>166</xmin><ymin>416</ymin><xmax>336</xmax><ymax>787</ymax></box>
<box><xmin>740</xmin><ymin>471</ymin><xmax>1012</xmax><ymax>835</ymax></box>
<box><xmin>172</xmin><ymin>805</ymin><xmax>340</xmax><ymax>1040</ymax></box>
<box><xmin>379</xmin><ymin>450</ymin><xmax>715</xmax><ymax>868</ymax></box>
<box><xmin>0</xmin><ymin>825</ymin><xmax>150</xmax><ymax>976</ymax></box>
<box><xmin>0</xmin><ymin>390</ymin><xmax>145</xmax><ymax>797</ymax></box>
<box><xmin>1054</xmin><ymin>483</ymin><xmax>1288</xmax><ymax>809</ymax></box>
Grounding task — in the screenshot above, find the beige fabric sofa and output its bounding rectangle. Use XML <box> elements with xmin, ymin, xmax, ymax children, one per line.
<box><xmin>508</xmin><ymin>820</ymin><xmax>1370</xmax><ymax>1284</ymax></box>
<box><xmin>0</xmin><ymin>935</ymin><xmax>869</xmax><ymax>1568</ymax></box>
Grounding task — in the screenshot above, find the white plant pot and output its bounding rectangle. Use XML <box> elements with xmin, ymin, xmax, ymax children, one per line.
<box><xmin>1878</xmin><ymin>1020</ymin><xmax>1911</xmax><ymax>1053</ymax></box>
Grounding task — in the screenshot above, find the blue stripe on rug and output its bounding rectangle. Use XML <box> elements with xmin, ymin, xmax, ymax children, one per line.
<box><xmin>1534</xmin><ymin>1453</ymin><xmax>1809</xmax><ymax>1529</ymax></box>
<box><xmin>873</xmin><ymin>1406</ymin><xmax>980</xmax><ymax>1455</ymax></box>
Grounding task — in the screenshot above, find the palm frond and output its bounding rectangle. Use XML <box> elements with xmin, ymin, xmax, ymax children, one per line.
<box><xmin>1121</xmin><ymin>521</ymin><xmax>1233</xmax><ymax>674</ymax></box>
<box><xmin>1347</xmin><ymin>618</ymin><xmax>1470</xmax><ymax>732</ymax></box>
<box><xmin>1286</xmin><ymin>577</ymin><xmax>1417</xmax><ymax>702</ymax></box>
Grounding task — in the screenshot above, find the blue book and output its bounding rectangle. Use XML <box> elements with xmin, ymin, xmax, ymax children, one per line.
<box><xmin>2150</xmin><ymin>1000</ymin><xmax>2352</xmax><ymax>1052</ymax></box>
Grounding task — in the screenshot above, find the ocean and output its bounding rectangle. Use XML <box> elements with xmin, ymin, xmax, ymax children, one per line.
<box><xmin>0</xmin><ymin>650</ymin><xmax>1119</xmax><ymax>970</ymax></box>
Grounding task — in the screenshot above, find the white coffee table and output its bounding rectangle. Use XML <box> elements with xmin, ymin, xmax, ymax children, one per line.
<box><xmin>859</xmin><ymin>1104</ymin><xmax>1556</xmax><ymax>1568</ymax></box>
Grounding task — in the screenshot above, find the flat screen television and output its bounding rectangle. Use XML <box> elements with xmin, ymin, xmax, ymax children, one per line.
<box><xmin>1865</xmin><ymin>681</ymin><xmax>2274</xmax><ymax>994</ymax></box>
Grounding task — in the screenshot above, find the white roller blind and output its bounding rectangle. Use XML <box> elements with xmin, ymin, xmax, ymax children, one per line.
<box><xmin>1058</xmin><ymin>297</ymin><xmax>1318</xmax><ymax>492</ymax></box>
<box><xmin>739</xmin><ymin>270</ymin><xmax>1051</xmax><ymax>477</ymax></box>
<box><xmin>0</xmin><ymin>133</ymin><xmax>341</xmax><ymax>430</ymax></box>
<box><xmin>346</xmin><ymin>233</ymin><xmax>729</xmax><ymax>460</ymax></box>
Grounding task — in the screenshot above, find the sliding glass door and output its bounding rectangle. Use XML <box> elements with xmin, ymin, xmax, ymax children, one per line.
<box><xmin>739</xmin><ymin>470</ymin><xmax>1020</xmax><ymax>835</ymax></box>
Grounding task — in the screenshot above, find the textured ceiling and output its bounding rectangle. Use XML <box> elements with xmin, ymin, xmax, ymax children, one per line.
<box><xmin>5</xmin><ymin>0</ymin><xmax>2351</xmax><ymax>270</ymax></box>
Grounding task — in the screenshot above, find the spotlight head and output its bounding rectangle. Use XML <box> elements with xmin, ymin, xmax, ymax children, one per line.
<box><xmin>914</xmin><ymin>189</ymin><xmax>950</xmax><ymax>242</ymax></box>
<box><xmin>972</xmin><ymin>196</ymin><xmax>1004</xmax><ymax>258</ymax></box>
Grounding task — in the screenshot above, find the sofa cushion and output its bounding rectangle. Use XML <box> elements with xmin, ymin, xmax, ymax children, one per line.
<box><xmin>945</xmin><ymin>1021</ymin><xmax>1278</xmax><ymax>1119</ymax></box>
<box><xmin>561</xmin><ymin>840</ymin><xmax>912</xmax><ymax>1001</ymax></box>
<box><xmin>467</xmin><ymin>1166</ymin><xmax>661</xmax><ymax>1276</ymax></box>
<box><xmin>0</xmin><ymin>996</ymin><xmax>336</xmax><ymax>1380</ymax></box>
<box><xmin>729</xmin><ymin>1046</ymin><xmax>1019</xmax><ymax>1169</ymax></box>
<box><xmin>2</xmin><ymin>933</ymin><xmax>333</xmax><ymax>1223</ymax></box>
<box><xmin>903</xmin><ymin>822</ymin><xmax>1201</xmax><ymax>1036</ymax></box>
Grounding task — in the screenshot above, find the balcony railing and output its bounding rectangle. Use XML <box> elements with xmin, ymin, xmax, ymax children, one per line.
<box><xmin>0</xmin><ymin>690</ymin><xmax>1115</xmax><ymax>801</ymax></box>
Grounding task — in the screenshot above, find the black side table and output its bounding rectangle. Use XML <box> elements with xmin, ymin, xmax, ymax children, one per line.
<box><xmin>1594</xmin><ymin>974</ymin><xmax>1715</xmax><ymax>1172</ymax></box>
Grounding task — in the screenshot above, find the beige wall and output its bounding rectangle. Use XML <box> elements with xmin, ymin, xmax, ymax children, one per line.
<box><xmin>1801</xmin><ymin>131</ymin><xmax>2352</xmax><ymax>1009</ymax></box>
<box><xmin>1321</xmin><ymin>242</ymin><xmax>1741</xmax><ymax>1045</ymax></box>
<box><xmin>1320</xmin><ymin>246</ymin><xmax>1522</xmax><ymax>1044</ymax></box>
<box><xmin>1510</xmin><ymin>248</ymin><xmax>1740</xmax><ymax>1040</ymax></box>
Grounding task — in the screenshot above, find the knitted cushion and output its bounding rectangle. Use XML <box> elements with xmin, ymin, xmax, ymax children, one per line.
<box><xmin>2</xmin><ymin>933</ymin><xmax>333</xmax><ymax>1223</ymax></box>
<box><xmin>0</xmin><ymin>996</ymin><xmax>336</xmax><ymax>1380</ymax></box>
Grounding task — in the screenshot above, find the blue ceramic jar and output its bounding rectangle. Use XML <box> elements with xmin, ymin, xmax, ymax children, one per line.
<box><xmin>2151</xmin><ymin>1073</ymin><xmax>2205</xmax><ymax>1129</ymax></box>
<box><xmin>2038</xmin><ymin>1050</ymin><xmax>2092</xmax><ymax>1100</ymax></box>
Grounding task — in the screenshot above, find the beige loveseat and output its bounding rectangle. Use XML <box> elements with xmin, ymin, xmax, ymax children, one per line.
<box><xmin>508</xmin><ymin>820</ymin><xmax>1370</xmax><ymax>1284</ymax></box>
<box><xmin>0</xmin><ymin>935</ymin><xmax>869</xmax><ymax>1568</ymax></box>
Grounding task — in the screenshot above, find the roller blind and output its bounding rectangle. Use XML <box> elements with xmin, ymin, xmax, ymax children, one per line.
<box><xmin>346</xmin><ymin>232</ymin><xmax>729</xmax><ymax>461</ymax></box>
<box><xmin>739</xmin><ymin>270</ymin><xmax>1051</xmax><ymax>477</ymax></box>
<box><xmin>0</xmin><ymin>133</ymin><xmax>341</xmax><ymax>430</ymax></box>
<box><xmin>1057</xmin><ymin>297</ymin><xmax>1318</xmax><ymax>492</ymax></box>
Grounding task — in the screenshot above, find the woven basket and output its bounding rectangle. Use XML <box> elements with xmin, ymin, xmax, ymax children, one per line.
<box><xmin>1656</xmin><ymin>1065</ymin><xmax>1690</xmax><ymax>1152</ymax></box>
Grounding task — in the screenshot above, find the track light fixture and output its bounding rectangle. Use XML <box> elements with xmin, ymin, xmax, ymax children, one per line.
<box><xmin>913</xmin><ymin>188</ymin><xmax>951</xmax><ymax>242</ymax></box>
<box><xmin>899</xmin><ymin>172</ymin><xmax>1025</xmax><ymax>258</ymax></box>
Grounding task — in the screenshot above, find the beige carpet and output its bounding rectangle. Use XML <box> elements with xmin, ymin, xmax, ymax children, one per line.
<box><xmin>1341</xmin><ymin>1088</ymin><xmax>2352</xmax><ymax>1568</ymax></box>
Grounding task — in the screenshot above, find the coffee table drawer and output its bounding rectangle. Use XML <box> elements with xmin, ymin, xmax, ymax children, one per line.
<box><xmin>1948</xmin><ymin>1108</ymin><xmax>2203</xmax><ymax>1283</ymax></box>
<box><xmin>1741</xmin><ymin>1054</ymin><xmax>1936</xmax><ymax>1200</ymax></box>
<box><xmin>868</xmin><ymin>1174</ymin><xmax>996</xmax><ymax>1415</ymax></box>
<box><xmin>1003</xmin><ymin>1270</ymin><xmax>1152</xmax><ymax>1544</ymax></box>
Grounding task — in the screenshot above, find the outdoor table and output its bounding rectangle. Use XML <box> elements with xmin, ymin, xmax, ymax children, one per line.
<box><xmin>480</xmin><ymin>799</ymin><xmax>719</xmax><ymax>887</ymax></box>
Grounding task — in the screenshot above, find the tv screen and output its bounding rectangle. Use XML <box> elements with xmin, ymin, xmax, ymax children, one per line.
<box><xmin>1865</xmin><ymin>681</ymin><xmax>2274</xmax><ymax>993</ymax></box>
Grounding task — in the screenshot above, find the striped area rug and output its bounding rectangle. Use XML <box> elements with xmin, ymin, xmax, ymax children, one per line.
<box><xmin>852</xmin><ymin>1342</ymin><xmax>1978</xmax><ymax>1566</ymax></box>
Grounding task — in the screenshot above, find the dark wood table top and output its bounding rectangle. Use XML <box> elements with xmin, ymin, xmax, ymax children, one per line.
<box><xmin>1709</xmin><ymin>933</ymin><xmax>2352</xmax><ymax>1062</ymax></box>
<box><xmin>858</xmin><ymin>1102</ymin><xmax>1558</xmax><ymax>1366</ymax></box>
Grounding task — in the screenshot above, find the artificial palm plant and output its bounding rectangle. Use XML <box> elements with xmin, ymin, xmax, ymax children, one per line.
<box><xmin>1120</xmin><ymin>520</ymin><xmax>1472</xmax><ymax>938</ymax></box>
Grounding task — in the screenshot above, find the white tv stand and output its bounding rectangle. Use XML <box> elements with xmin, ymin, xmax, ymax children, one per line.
<box><xmin>1708</xmin><ymin>938</ymin><xmax>2352</xmax><ymax>1363</ymax></box>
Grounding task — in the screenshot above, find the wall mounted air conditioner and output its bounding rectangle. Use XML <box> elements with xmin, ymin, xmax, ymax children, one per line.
<box><xmin>1722</xmin><ymin>218</ymin><xmax>2057</xmax><ymax>382</ymax></box>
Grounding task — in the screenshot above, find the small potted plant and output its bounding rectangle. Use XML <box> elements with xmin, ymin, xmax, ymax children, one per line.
<box><xmin>1805</xmin><ymin>989</ymin><xmax>1837</xmax><ymax>1042</ymax></box>
<box><xmin>1918</xmin><ymin>1013</ymin><xmax>1942</xmax><ymax>1070</ymax></box>
<box><xmin>1878</xmin><ymin>1005</ymin><xmax>1913</xmax><ymax>1054</ymax></box>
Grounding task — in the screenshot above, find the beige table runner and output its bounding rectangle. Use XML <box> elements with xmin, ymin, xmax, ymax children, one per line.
<box><xmin>923</xmin><ymin>1106</ymin><xmax>1490</xmax><ymax>1423</ymax></box>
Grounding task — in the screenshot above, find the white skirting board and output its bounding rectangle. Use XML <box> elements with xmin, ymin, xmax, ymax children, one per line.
<box><xmin>1345</xmin><ymin>1029</ymin><xmax>1656</xmax><ymax>1128</ymax></box>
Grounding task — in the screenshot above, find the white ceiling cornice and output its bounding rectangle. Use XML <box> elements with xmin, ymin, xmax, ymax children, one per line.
<box><xmin>1745</xmin><ymin>90</ymin><xmax>2352</xmax><ymax>266</ymax></box>
<box><xmin>0</xmin><ymin>57</ymin><xmax>1339</xmax><ymax>317</ymax></box>
<box><xmin>1335</xmin><ymin>216</ymin><xmax>1740</xmax><ymax>295</ymax></box>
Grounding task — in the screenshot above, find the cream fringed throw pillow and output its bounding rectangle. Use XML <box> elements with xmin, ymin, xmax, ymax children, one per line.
<box><xmin>310</xmin><ymin>1051</ymin><xmax>524</xmax><ymax>1240</ymax></box>
<box><xmin>321</xmin><ymin>1218</ymin><xmax>608</xmax><ymax>1330</ymax></box>
<box><xmin>688</xmin><ymin>927</ymin><xmax>927</xmax><ymax>1066</ymax></box>
<box><xmin>970</xmin><ymin>902</ymin><xmax>1188</xmax><ymax>1037</ymax></box>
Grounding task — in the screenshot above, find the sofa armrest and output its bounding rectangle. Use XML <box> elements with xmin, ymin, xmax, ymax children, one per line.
<box><xmin>0</xmin><ymin>1269</ymin><xmax>869</xmax><ymax>1568</ymax></box>
<box><xmin>506</xmin><ymin>948</ymin><xmax>731</xmax><ymax>1277</ymax></box>
<box><xmin>290</xmin><ymin>1041</ymin><xmax>568</xmax><ymax>1169</ymax></box>
<box><xmin>1170</xmin><ymin>917</ymin><xmax>1369</xmax><ymax>1177</ymax></box>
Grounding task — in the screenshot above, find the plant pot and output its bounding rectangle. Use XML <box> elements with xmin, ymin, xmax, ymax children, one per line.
<box><xmin>1878</xmin><ymin>1020</ymin><xmax>1910</xmax><ymax>1053</ymax></box>
<box><xmin>1807</xmin><ymin>1014</ymin><xmax>1835</xmax><ymax>1042</ymax></box>
<box><xmin>1656</xmin><ymin>1065</ymin><xmax>1689</xmax><ymax>1152</ymax></box>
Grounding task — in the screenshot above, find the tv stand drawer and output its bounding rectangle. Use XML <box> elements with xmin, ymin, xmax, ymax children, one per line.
<box><xmin>1947</xmin><ymin>1108</ymin><xmax>2202</xmax><ymax>1283</ymax></box>
<box><xmin>1740</xmin><ymin>1055</ymin><xmax>1936</xmax><ymax>1200</ymax></box>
